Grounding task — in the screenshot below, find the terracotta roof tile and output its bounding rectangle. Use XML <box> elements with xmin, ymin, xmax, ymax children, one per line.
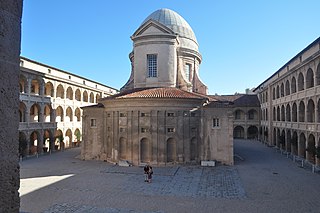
<box><xmin>102</xmin><ymin>87</ymin><xmax>207</xmax><ymax>100</ymax></box>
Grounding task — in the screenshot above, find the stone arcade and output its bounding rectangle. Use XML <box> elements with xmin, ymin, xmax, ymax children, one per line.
<box><xmin>81</xmin><ymin>8</ymin><xmax>234</xmax><ymax>166</ymax></box>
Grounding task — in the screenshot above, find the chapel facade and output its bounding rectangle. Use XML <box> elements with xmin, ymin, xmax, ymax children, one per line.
<box><xmin>81</xmin><ymin>8</ymin><xmax>234</xmax><ymax>166</ymax></box>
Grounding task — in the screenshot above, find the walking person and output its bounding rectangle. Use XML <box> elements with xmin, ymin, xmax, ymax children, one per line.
<box><xmin>143</xmin><ymin>164</ymin><xmax>149</xmax><ymax>182</ymax></box>
<box><xmin>147</xmin><ymin>165</ymin><xmax>153</xmax><ymax>183</ymax></box>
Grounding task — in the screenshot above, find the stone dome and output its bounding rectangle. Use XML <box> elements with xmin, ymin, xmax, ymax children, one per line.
<box><xmin>141</xmin><ymin>8</ymin><xmax>198</xmax><ymax>45</ymax></box>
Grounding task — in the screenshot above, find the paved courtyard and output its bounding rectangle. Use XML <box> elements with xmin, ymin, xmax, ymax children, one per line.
<box><xmin>20</xmin><ymin>140</ymin><xmax>320</xmax><ymax>213</ymax></box>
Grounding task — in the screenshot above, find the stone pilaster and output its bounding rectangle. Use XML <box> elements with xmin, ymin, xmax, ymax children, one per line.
<box><xmin>0</xmin><ymin>0</ymin><xmax>23</xmax><ymax>212</ymax></box>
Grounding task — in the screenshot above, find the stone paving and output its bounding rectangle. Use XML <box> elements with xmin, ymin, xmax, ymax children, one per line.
<box><xmin>20</xmin><ymin>140</ymin><xmax>320</xmax><ymax>213</ymax></box>
<box><xmin>102</xmin><ymin>165</ymin><xmax>245</xmax><ymax>199</ymax></box>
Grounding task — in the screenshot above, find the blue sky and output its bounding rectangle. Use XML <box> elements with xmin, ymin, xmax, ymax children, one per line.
<box><xmin>21</xmin><ymin>0</ymin><xmax>320</xmax><ymax>95</ymax></box>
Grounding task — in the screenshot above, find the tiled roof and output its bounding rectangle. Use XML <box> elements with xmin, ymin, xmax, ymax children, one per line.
<box><xmin>102</xmin><ymin>87</ymin><xmax>208</xmax><ymax>100</ymax></box>
<box><xmin>210</xmin><ymin>94</ymin><xmax>260</xmax><ymax>107</ymax></box>
<box><xmin>211</xmin><ymin>94</ymin><xmax>260</xmax><ymax>107</ymax></box>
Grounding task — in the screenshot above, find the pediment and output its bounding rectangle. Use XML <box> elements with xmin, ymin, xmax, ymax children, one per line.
<box><xmin>132</xmin><ymin>20</ymin><xmax>175</xmax><ymax>37</ymax></box>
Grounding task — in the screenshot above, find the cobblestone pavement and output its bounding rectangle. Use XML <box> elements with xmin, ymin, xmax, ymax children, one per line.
<box><xmin>20</xmin><ymin>140</ymin><xmax>320</xmax><ymax>213</ymax></box>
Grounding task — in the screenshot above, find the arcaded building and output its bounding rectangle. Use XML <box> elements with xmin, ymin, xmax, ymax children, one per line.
<box><xmin>212</xmin><ymin>94</ymin><xmax>261</xmax><ymax>140</ymax></box>
<box><xmin>19</xmin><ymin>57</ymin><xmax>118</xmax><ymax>156</ymax></box>
<box><xmin>254</xmin><ymin>37</ymin><xmax>320</xmax><ymax>166</ymax></box>
<box><xmin>81</xmin><ymin>8</ymin><xmax>234</xmax><ymax>166</ymax></box>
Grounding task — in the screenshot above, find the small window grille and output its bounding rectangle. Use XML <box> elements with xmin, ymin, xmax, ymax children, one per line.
<box><xmin>120</xmin><ymin>113</ymin><xmax>127</xmax><ymax>117</ymax></box>
<box><xmin>141</xmin><ymin>128</ymin><xmax>149</xmax><ymax>133</ymax></box>
<box><xmin>90</xmin><ymin>119</ymin><xmax>97</xmax><ymax>127</ymax></box>
<box><xmin>212</xmin><ymin>118</ymin><xmax>220</xmax><ymax>128</ymax></box>
<box><xmin>167</xmin><ymin>128</ymin><xmax>175</xmax><ymax>133</ymax></box>
<box><xmin>167</xmin><ymin>113</ymin><xmax>174</xmax><ymax>117</ymax></box>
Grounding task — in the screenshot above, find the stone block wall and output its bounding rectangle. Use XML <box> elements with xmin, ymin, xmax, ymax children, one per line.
<box><xmin>0</xmin><ymin>0</ymin><xmax>22</xmax><ymax>212</ymax></box>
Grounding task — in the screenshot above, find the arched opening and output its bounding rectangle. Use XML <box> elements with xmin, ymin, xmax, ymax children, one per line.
<box><xmin>307</xmin><ymin>134</ymin><xmax>316</xmax><ymax>164</ymax></box>
<box><xmin>167</xmin><ymin>138</ymin><xmax>176</xmax><ymax>162</ymax></box>
<box><xmin>279</xmin><ymin>130</ymin><xmax>285</xmax><ymax>150</ymax></box>
<box><xmin>276</xmin><ymin>85</ymin><xmax>280</xmax><ymax>98</ymax></box>
<box><xmin>56</xmin><ymin>84</ymin><xmax>64</xmax><ymax>98</ymax></box>
<box><xmin>234</xmin><ymin>109</ymin><xmax>244</xmax><ymax>120</ymax></box>
<box><xmin>190</xmin><ymin>137</ymin><xmax>197</xmax><ymax>161</ymax></box>
<box><xmin>299</xmin><ymin>133</ymin><xmax>306</xmax><ymax>158</ymax></box>
<box><xmin>56</xmin><ymin>106</ymin><xmax>64</xmax><ymax>122</ymax></box>
<box><xmin>83</xmin><ymin>91</ymin><xmax>88</xmax><ymax>102</ymax></box>
<box><xmin>31</xmin><ymin>78</ymin><xmax>40</xmax><ymax>95</ymax></box>
<box><xmin>317</xmin><ymin>63</ymin><xmax>320</xmax><ymax>85</ymax></box>
<box><xmin>75</xmin><ymin>89</ymin><xmax>81</xmax><ymax>101</ymax></box>
<box><xmin>19</xmin><ymin>74</ymin><xmax>28</xmax><ymax>93</ymax></box>
<box><xmin>119</xmin><ymin>137</ymin><xmax>127</xmax><ymax>160</ymax></box>
<box><xmin>286</xmin><ymin>130</ymin><xmax>291</xmax><ymax>153</ymax></box>
<box><xmin>292</xmin><ymin>102</ymin><xmax>297</xmax><ymax>122</ymax></box>
<box><xmin>291</xmin><ymin>132</ymin><xmax>298</xmax><ymax>155</ymax></box>
<box><xmin>277</xmin><ymin>106</ymin><xmax>280</xmax><ymax>121</ymax></box>
<box><xmin>89</xmin><ymin>92</ymin><xmax>94</xmax><ymax>103</ymax></box>
<box><xmin>233</xmin><ymin>126</ymin><xmax>244</xmax><ymax>139</ymax></box>
<box><xmin>44</xmin><ymin>104</ymin><xmax>53</xmax><ymax>122</ymax></box>
<box><xmin>65</xmin><ymin>129</ymin><xmax>72</xmax><ymax>148</ymax></box>
<box><xmin>273</xmin><ymin>87</ymin><xmax>276</xmax><ymax>100</ymax></box>
<box><xmin>66</xmin><ymin>86</ymin><xmax>73</xmax><ymax>100</ymax></box>
<box><xmin>247</xmin><ymin>126</ymin><xmax>258</xmax><ymax>139</ymax></box>
<box><xmin>280</xmin><ymin>83</ymin><xmax>284</xmax><ymax>97</ymax></box>
<box><xmin>96</xmin><ymin>94</ymin><xmax>101</xmax><ymax>103</ymax></box>
<box><xmin>75</xmin><ymin>108</ymin><xmax>81</xmax><ymax>122</ymax></box>
<box><xmin>281</xmin><ymin>105</ymin><xmax>285</xmax><ymax>121</ymax></box>
<box><xmin>30</xmin><ymin>131</ymin><xmax>40</xmax><ymax>155</ymax></box>
<box><xmin>66</xmin><ymin>107</ymin><xmax>73</xmax><ymax>122</ymax></box>
<box><xmin>44</xmin><ymin>81</ymin><xmax>54</xmax><ymax>97</ymax></box>
<box><xmin>273</xmin><ymin>107</ymin><xmax>276</xmax><ymax>121</ymax></box>
<box><xmin>286</xmin><ymin>104</ymin><xmax>291</xmax><ymax>122</ymax></box>
<box><xmin>43</xmin><ymin>129</ymin><xmax>52</xmax><ymax>153</ymax></box>
<box><xmin>19</xmin><ymin>102</ymin><xmax>27</xmax><ymax>122</ymax></box>
<box><xmin>30</xmin><ymin>103</ymin><xmax>40</xmax><ymax>122</ymax></box>
<box><xmin>19</xmin><ymin>132</ymin><xmax>28</xmax><ymax>157</ymax></box>
<box><xmin>299</xmin><ymin>101</ymin><xmax>305</xmax><ymax>122</ymax></box>
<box><xmin>307</xmin><ymin>99</ymin><xmax>315</xmax><ymax>122</ymax></box>
<box><xmin>285</xmin><ymin>80</ymin><xmax>290</xmax><ymax>96</ymax></box>
<box><xmin>273</xmin><ymin>128</ymin><xmax>277</xmax><ymax>146</ymax></box>
<box><xmin>298</xmin><ymin>72</ymin><xmax>304</xmax><ymax>91</ymax></box>
<box><xmin>140</xmin><ymin>138</ymin><xmax>150</xmax><ymax>163</ymax></box>
<box><xmin>291</xmin><ymin>77</ymin><xmax>297</xmax><ymax>93</ymax></box>
<box><xmin>54</xmin><ymin>129</ymin><xmax>64</xmax><ymax>150</ymax></box>
<box><xmin>248</xmin><ymin>109</ymin><xmax>257</xmax><ymax>120</ymax></box>
<box><xmin>276</xmin><ymin>129</ymin><xmax>281</xmax><ymax>148</ymax></box>
<box><xmin>306</xmin><ymin>68</ymin><xmax>314</xmax><ymax>89</ymax></box>
<box><xmin>74</xmin><ymin>128</ymin><xmax>81</xmax><ymax>146</ymax></box>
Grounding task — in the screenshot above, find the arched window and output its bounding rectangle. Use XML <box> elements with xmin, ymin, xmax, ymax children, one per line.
<box><xmin>316</xmin><ymin>63</ymin><xmax>320</xmax><ymax>85</ymax></box>
<box><xmin>307</xmin><ymin>99</ymin><xmax>315</xmax><ymax>122</ymax></box>
<box><xmin>276</xmin><ymin>85</ymin><xmax>280</xmax><ymax>98</ymax></box>
<box><xmin>280</xmin><ymin>83</ymin><xmax>284</xmax><ymax>97</ymax></box>
<box><xmin>306</xmin><ymin>68</ymin><xmax>314</xmax><ymax>89</ymax></box>
<box><xmin>66</xmin><ymin>87</ymin><xmax>73</xmax><ymax>100</ymax></box>
<box><xmin>292</xmin><ymin>102</ymin><xmax>297</xmax><ymax>122</ymax></box>
<box><xmin>298</xmin><ymin>72</ymin><xmax>304</xmax><ymax>91</ymax></box>
<box><xmin>75</xmin><ymin>89</ymin><xmax>81</xmax><ymax>101</ymax></box>
<box><xmin>281</xmin><ymin>105</ymin><xmax>285</xmax><ymax>121</ymax></box>
<box><xmin>291</xmin><ymin>77</ymin><xmax>297</xmax><ymax>93</ymax></box>
<box><xmin>286</xmin><ymin>104</ymin><xmax>291</xmax><ymax>122</ymax></box>
<box><xmin>285</xmin><ymin>80</ymin><xmax>290</xmax><ymax>96</ymax></box>
<box><xmin>56</xmin><ymin>84</ymin><xmax>64</xmax><ymax>98</ymax></box>
<box><xmin>299</xmin><ymin>101</ymin><xmax>305</xmax><ymax>122</ymax></box>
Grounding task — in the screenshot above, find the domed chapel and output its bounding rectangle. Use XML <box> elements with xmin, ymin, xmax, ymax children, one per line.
<box><xmin>81</xmin><ymin>8</ymin><xmax>234</xmax><ymax>165</ymax></box>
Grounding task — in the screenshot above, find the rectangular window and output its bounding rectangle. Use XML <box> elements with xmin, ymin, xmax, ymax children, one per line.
<box><xmin>141</xmin><ymin>112</ymin><xmax>149</xmax><ymax>117</ymax></box>
<box><xmin>141</xmin><ymin>128</ymin><xmax>149</xmax><ymax>133</ymax></box>
<box><xmin>185</xmin><ymin>63</ymin><xmax>191</xmax><ymax>81</ymax></box>
<box><xmin>212</xmin><ymin>118</ymin><xmax>220</xmax><ymax>128</ymax></box>
<box><xmin>167</xmin><ymin>113</ymin><xmax>174</xmax><ymax>117</ymax></box>
<box><xmin>167</xmin><ymin>128</ymin><xmax>175</xmax><ymax>133</ymax></box>
<box><xmin>90</xmin><ymin>119</ymin><xmax>97</xmax><ymax>127</ymax></box>
<box><xmin>119</xmin><ymin>113</ymin><xmax>127</xmax><ymax>117</ymax></box>
<box><xmin>147</xmin><ymin>54</ymin><xmax>157</xmax><ymax>77</ymax></box>
<box><xmin>120</xmin><ymin>127</ymin><xmax>126</xmax><ymax>133</ymax></box>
